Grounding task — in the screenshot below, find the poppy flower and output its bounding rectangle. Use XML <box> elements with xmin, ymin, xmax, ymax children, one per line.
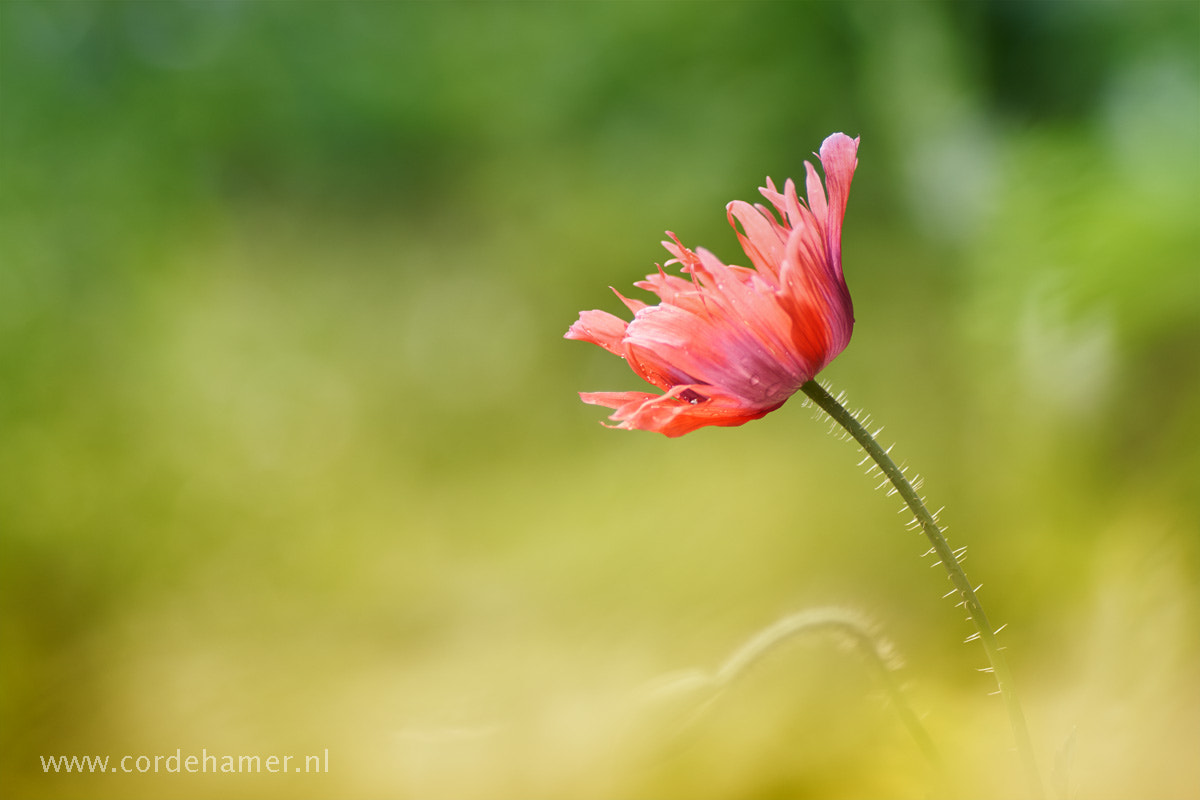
<box><xmin>565</xmin><ymin>132</ymin><xmax>860</xmax><ymax>437</ymax></box>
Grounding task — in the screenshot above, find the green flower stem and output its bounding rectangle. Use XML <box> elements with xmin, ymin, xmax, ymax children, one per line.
<box><xmin>800</xmin><ymin>380</ymin><xmax>1043</xmax><ymax>800</ymax></box>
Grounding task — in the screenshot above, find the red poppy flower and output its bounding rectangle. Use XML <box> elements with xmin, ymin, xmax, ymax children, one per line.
<box><xmin>565</xmin><ymin>132</ymin><xmax>860</xmax><ymax>437</ymax></box>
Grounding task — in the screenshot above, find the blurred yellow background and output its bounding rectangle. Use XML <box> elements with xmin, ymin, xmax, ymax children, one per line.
<box><xmin>2</xmin><ymin>2</ymin><xmax>1197</xmax><ymax>798</ymax></box>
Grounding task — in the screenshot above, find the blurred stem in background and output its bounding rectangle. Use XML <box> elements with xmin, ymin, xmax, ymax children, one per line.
<box><xmin>715</xmin><ymin>607</ymin><xmax>944</xmax><ymax>775</ymax></box>
<box><xmin>802</xmin><ymin>380</ymin><xmax>1044</xmax><ymax>800</ymax></box>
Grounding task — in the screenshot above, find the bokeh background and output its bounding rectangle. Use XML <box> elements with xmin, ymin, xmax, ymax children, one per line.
<box><xmin>2</xmin><ymin>2</ymin><xmax>1197</xmax><ymax>798</ymax></box>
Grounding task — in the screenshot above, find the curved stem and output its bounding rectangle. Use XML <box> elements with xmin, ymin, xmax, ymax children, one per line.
<box><xmin>714</xmin><ymin>608</ymin><xmax>943</xmax><ymax>772</ymax></box>
<box><xmin>800</xmin><ymin>380</ymin><xmax>1043</xmax><ymax>800</ymax></box>
<box><xmin>641</xmin><ymin>607</ymin><xmax>943</xmax><ymax>777</ymax></box>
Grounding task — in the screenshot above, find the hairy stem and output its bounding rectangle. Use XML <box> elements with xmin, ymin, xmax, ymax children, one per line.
<box><xmin>800</xmin><ymin>380</ymin><xmax>1043</xmax><ymax>799</ymax></box>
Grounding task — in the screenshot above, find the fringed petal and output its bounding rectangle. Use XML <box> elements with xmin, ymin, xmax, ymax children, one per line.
<box><xmin>566</xmin><ymin>132</ymin><xmax>860</xmax><ymax>436</ymax></box>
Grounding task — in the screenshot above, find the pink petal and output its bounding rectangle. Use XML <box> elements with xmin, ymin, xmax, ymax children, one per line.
<box><xmin>612</xmin><ymin>287</ymin><xmax>647</xmax><ymax>314</ymax></box>
<box><xmin>564</xmin><ymin>309</ymin><xmax>628</xmax><ymax>356</ymax></box>
<box><xmin>727</xmin><ymin>199</ymin><xmax>787</xmax><ymax>283</ymax></box>
<box><xmin>578</xmin><ymin>390</ymin><xmax>659</xmax><ymax>411</ymax></box>
<box><xmin>804</xmin><ymin>160</ymin><xmax>828</xmax><ymax>233</ymax></box>
<box><xmin>817</xmin><ymin>133</ymin><xmax>860</xmax><ymax>275</ymax></box>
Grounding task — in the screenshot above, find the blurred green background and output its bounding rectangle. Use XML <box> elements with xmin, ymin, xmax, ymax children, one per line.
<box><xmin>2</xmin><ymin>2</ymin><xmax>1197</xmax><ymax>798</ymax></box>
